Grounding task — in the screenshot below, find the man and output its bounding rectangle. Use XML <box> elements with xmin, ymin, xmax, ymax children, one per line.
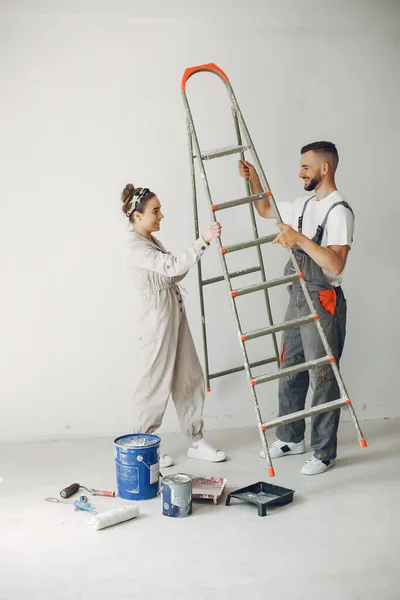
<box><xmin>238</xmin><ymin>141</ymin><xmax>354</xmax><ymax>475</ymax></box>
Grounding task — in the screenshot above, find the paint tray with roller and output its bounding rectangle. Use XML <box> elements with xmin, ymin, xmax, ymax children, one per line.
<box><xmin>189</xmin><ymin>475</ymin><xmax>227</xmax><ymax>505</ymax></box>
<box><xmin>225</xmin><ymin>482</ymin><xmax>295</xmax><ymax>517</ymax></box>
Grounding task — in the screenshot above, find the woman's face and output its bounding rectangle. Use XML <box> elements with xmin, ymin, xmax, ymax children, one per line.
<box><xmin>135</xmin><ymin>196</ymin><xmax>164</xmax><ymax>232</ymax></box>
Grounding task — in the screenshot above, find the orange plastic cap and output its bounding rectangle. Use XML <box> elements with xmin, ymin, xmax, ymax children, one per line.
<box><xmin>298</xmin><ymin>272</ymin><xmax>304</xmax><ymax>279</ymax></box>
<box><xmin>360</xmin><ymin>439</ymin><xmax>367</xmax><ymax>448</ymax></box>
<box><xmin>261</xmin><ymin>425</ymin><xmax>267</xmax><ymax>431</ymax></box>
<box><xmin>206</xmin><ymin>387</ymin><xmax>211</xmax><ymax>393</ymax></box>
<box><xmin>221</xmin><ymin>247</ymin><xmax>227</xmax><ymax>254</ymax></box>
<box><xmin>330</xmin><ymin>356</ymin><xmax>335</xmax><ymax>363</ymax></box>
<box><xmin>346</xmin><ymin>399</ymin><xmax>351</xmax><ymax>405</ymax></box>
<box><xmin>230</xmin><ymin>291</ymin><xmax>237</xmax><ymax>298</ymax></box>
<box><xmin>268</xmin><ymin>467</ymin><xmax>275</xmax><ymax>478</ymax></box>
<box><xmin>181</xmin><ymin>63</ymin><xmax>229</xmax><ymax>91</ymax></box>
<box><xmin>251</xmin><ymin>379</ymin><xmax>257</xmax><ymax>386</ymax></box>
<box><xmin>211</xmin><ymin>204</ymin><xmax>216</xmax><ymax>211</ymax></box>
<box><xmin>267</xmin><ymin>190</ymin><xmax>272</xmax><ymax>197</ymax></box>
<box><xmin>241</xmin><ymin>335</ymin><xmax>247</xmax><ymax>342</ymax></box>
<box><xmin>314</xmin><ymin>314</ymin><xmax>320</xmax><ymax>321</ymax></box>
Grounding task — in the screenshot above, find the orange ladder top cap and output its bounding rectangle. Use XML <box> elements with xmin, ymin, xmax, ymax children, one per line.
<box><xmin>181</xmin><ymin>63</ymin><xmax>229</xmax><ymax>91</ymax></box>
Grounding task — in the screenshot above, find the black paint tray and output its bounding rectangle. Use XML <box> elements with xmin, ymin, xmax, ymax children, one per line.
<box><xmin>225</xmin><ymin>481</ymin><xmax>295</xmax><ymax>517</ymax></box>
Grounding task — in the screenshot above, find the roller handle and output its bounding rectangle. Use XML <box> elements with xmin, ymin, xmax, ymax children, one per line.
<box><xmin>91</xmin><ymin>489</ymin><xmax>115</xmax><ymax>497</ymax></box>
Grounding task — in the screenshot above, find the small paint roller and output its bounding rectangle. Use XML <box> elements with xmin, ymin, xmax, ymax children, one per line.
<box><xmin>60</xmin><ymin>482</ymin><xmax>115</xmax><ymax>498</ymax></box>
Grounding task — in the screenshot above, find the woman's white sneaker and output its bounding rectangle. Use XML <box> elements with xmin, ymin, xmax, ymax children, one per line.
<box><xmin>159</xmin><ymin>453</ymin><xmax>174</xmax><ymax>468</ymax></box>
<box><xmin>187</xmin><ymin>439</ymin><xmax>227</xmax><ymax>462</ymax></box>
<box><xmin>301</xmin><ymin>456</ymin><xmax>335</xmax><ymax>475</ymax></box>
<box><xmin>260</xmin><ymin>439</ymin><xmax>305</xmax><ymax>459</ymax></box>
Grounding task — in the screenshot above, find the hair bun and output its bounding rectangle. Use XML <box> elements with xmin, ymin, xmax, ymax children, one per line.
<box><xmin>121</xmin><ymin>183</ymin><xmax>136</xmax><ymax>205</ymax></box>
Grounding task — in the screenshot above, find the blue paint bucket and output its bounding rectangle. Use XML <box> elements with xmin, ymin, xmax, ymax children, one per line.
<box><xmin>114</xmin><ymin>433</ymin><xmax>160</xmax><ymax>501</ymax></box>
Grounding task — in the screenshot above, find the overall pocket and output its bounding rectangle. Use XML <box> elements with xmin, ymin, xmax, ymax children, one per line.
<box><xmin>318</xmin><ymin>289</ymin><xmax>337</xmax><ymax>316</ymax></box>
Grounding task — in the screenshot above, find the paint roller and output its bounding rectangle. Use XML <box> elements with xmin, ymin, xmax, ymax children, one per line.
<box><xmin>86</xmin><ymin>505</ymin><xmax>140</xmax><ymax>530</ymax></box>
<box><xmin>60</xmin><ymin>482</ymin><xmax>115</xmax><ymax>498</ymax></box>
<box><xmin>71</xmin><ymin>497</ymin><xmax>141</xmax><ymax>530</ymax></box>
<box><xmin>46</xmin><ymin>496</ymin><xmax>140</xmax><ymax>530</ymax></box>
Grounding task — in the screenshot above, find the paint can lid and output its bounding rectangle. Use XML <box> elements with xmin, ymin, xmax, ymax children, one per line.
<box><xmin>163</xmin><ymin>473</ymin><xmax>192</xmax><ymax>485</ymax></box>
<box><xmin>114</xmin><ymin>433</ymin><xmax>161</xmax><ymax>449</ymax></box>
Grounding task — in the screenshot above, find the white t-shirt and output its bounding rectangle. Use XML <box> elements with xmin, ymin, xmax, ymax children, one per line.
<box><xmin>279</xmin><ymin>190</ymin><xmax>355</xmax><ymax>287</ymax></box>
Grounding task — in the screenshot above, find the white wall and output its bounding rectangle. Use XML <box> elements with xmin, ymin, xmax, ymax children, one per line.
<box><xmin>0</xmin><ymin>0</ymin><xmax>399</xmax><ymax>441</ymax></box>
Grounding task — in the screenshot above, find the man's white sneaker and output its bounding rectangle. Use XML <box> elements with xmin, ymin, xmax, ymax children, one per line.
<box><xmin>301</xmin><ymin>456</ymin><xmax>335</xmax><ymax>475</ymax></box>
<box><xmin>260</xmin><ymin>438</ymin><xmax>305</xmax><ymax>459</ymax></box>
<box><xmin>187</xmin><ymin>439</ymin><xmax>227</xmax><ymax>463</ymax></box>
<box><xmin>159</xmin><ymin>453</ymin><xmax>174</xmax><ymax>468</ymax></box>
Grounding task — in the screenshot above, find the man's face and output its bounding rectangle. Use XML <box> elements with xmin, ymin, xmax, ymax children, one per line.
<box><xmin>299</xmin><ymin>151</ymin><xmax>323</xmax><ymax>191</ymax></box>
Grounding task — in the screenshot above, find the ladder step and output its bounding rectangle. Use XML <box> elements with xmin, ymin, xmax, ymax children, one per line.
<box><xmin>252</xmin><ymin>355</ymin><xmax>334</xmax><ymax>385</ymax></box>
<box><xmin>242</xmin><ymin>314</ymin><xmax>318</xmax><ymax>341</ymax></box>
<box><xmin>221</xmin><ymin>234</ymin><xmax>277</xmax><ymax>254</ymax></box>
<box><xmin>202</xmin><ymin>266</ymin><xmax>261</xmax><ymax>286</ymax></box>
<box><xmin>261</xmin><ymin>398</ymin><xmax>349</xmax><ymax>430</ymax></box>
<box><xmin>209</xmin><ymin>357</ymin><xmax>277</xmax><ymax>380</ymax></box>
<box><xmin>232</xmin><ymin>273</ymin><xmax>301</xmax><ymax>298</ymax></box>
<box><xmin>212</xmin><ymin>192</ymin><xmax>270</xmax><ymax>212</ymax></box>
<box><xmin>199</xmin><ymin>144</ymin><xmax>250</xmax><ymax>160</ymax></box>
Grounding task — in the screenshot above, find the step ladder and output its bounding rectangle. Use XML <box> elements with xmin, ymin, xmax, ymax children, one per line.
<box><xmin>181</xmin><ymin>63</ymin><xmax>367</xmax><ymax>476</ymax></box>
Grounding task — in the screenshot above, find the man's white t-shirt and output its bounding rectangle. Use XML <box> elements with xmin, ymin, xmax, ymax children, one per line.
<box><xmin>279</xmin><ymin>190</ymin><xmax>355</xmax><ymax>287</ymax></box>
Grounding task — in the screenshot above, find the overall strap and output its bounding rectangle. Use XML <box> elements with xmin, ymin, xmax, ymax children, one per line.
<box><xmin>314</xmin><ymin>201</ymin><xmax>355</xmax><ymax>246</ymax></box>
<box><xmin>297</xmin><ymin>195</ymin><xmax>316</xmax><ymax>232</ymax></box>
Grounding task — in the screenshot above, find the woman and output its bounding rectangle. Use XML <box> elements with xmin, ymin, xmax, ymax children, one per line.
<box><xmin>121</xmin><ymin>183</ymin><xmax>227</xmax><ymax>468</ymax></box>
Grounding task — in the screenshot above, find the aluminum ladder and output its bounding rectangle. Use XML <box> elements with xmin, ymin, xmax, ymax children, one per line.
<box><xmin>181</xmin><ymin>63</ymin><xmax>367</xmax><ymax>476</ymax></box>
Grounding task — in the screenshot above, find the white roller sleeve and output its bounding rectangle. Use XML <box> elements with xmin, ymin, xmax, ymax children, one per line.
<box><xmin>86</xmin><ymin>504</ymin><xmax>140</xmax><ymax>530</ymax></box>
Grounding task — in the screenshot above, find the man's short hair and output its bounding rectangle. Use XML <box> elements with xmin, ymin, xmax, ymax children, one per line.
<box><xmin>301</xmin><ymin>141</ymin><xmax>339</xmax><ymax>168</ymax></box>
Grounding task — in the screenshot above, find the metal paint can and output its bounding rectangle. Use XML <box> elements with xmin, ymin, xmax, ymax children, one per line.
<box><xmin>161</xmin><ymin>474</ymin><xmax>192</xmax><ymax>518</ymax></box>
<box><xmin>114</xmin><ymin>433</ymin><xmax>160</xmax><ymax>501</ymax></box>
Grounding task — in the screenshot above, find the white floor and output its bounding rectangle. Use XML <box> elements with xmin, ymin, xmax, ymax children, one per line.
<box><xmin>1</xmin><ymin>418</ymin><xmax>399</xmax><ymax>600</ymax></box>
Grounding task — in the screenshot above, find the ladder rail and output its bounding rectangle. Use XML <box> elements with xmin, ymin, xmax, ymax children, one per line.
<box><xmin>223</xmin><ymin>79</ymin><xmax>355</xmax><ymax>401</ymax></box>
<box><xmin>226</xmin><ymin>78</ymin><xmax>366</xmax><ymax>446</ymax></box>
<box><xmin>182</xmin><ymin>88</ymin><xmax>276</xmax><ymax>476</ymax></box>
<box><xmin>187</xmin><ymin>119</ymin><xmax>211</xmax><ymax>390</ymax></box>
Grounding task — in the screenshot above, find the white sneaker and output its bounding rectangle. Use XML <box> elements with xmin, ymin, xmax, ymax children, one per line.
<box><xmin>260</xmin><ymin>438</ymin><xmax>305</xmax><ymax>459</ymax></box>
<box><xmin>187</xmin><ymin>439</ymin><xmax>227</xmax><ymax>463</ymax></box>
<box><xmin>301</xmin><ymin>456</ymin><xmax>335</xmax><ymax>475</ymax></box>
<box><xmin>159</xmin><ymin>453</ymin><xmax>174</xmax><ymax>468</ymax></box>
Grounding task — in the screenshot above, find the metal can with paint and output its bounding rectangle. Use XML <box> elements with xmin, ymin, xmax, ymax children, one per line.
<box><xmin>161</xmin><ymin>474</ymin><xmax>192</xmax><ymax>518</ymax></box>
<box><xmin>114</xmin><ymin>433</ymin><xmax>160</xmax><ymax>501</ymax></box>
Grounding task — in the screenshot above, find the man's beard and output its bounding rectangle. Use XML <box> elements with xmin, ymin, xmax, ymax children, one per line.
<box><xmin>304</xmin><ymin>176</ymin><xmax>321</xmax><ymax>191</ymax></box>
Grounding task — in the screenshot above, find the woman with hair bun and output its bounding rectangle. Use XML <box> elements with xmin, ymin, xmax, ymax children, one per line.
<box><xmin>121</xmin><ymin>183</ymin><xmax>227</xmax><ymax>468</ymax></box>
